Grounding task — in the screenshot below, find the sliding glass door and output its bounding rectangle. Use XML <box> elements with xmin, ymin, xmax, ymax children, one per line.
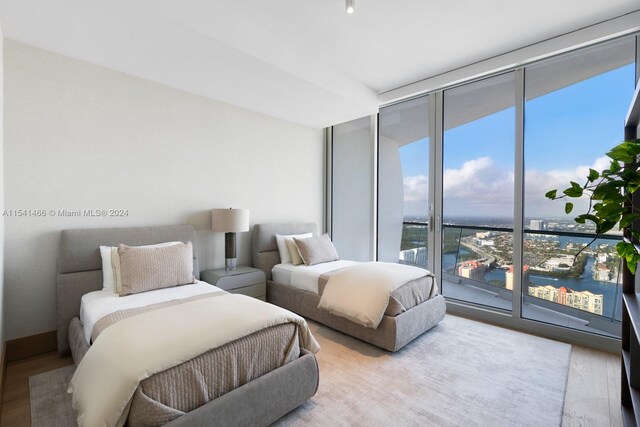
<box><xmin>441</xmin><ymin>73</ymin><xmax>516</xmax><ymax>311</ymax></box>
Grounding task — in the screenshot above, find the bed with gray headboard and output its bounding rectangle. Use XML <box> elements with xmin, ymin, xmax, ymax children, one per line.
<box><xmin>252</xmin><ymin>222</ymin><xmax>446</xmax><ymax>352</ymax></box>
<box><xmin>57</xmin><ymin>224</ymin><xmax>318</xmax><ymax>427</ymax></box>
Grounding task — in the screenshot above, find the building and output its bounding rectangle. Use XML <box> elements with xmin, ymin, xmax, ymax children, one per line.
<box><xmin>399</xmin><ymin>247</ymin><xmax>428</xmax><ymax>267</ymax></box>
<box><xmin>528</xmin><ymin>285</ymin><xmax>559</xmax><ymax>302</ymax></box>
<box><xmin>505</xmin><ymin>265</ymin><xmax>530</xmax><ymax>291</ymax></box>
<box><xmin>458</xmin><ymin>261</ymin><xmax>485</xmax><ymax>281</ymax></box>
<box><xmin>595</xmin><ymin>265</ymin><xmax>611</xmax><ymax>282</ymax></box>
<box><xmin>530</xmin><ymin>220</ymin><xmax>545</xmax><ymax>231</ymax></box>
<box><xmin>529</xmin><ymin>285</ymin><xmax>604</xmax><ymax>315</ymax></box>
<box><xmin>543</xmin><ymin>256</ymin><xmax>574</xmax><ymax>271</ymax></box>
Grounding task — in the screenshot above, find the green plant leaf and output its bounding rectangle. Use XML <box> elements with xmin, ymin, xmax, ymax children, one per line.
<box><xmin>606</xmin><ymin>141</ymin><xmax>640</xmax><ymax>163</ymax></box>
<box><xmin>620</xmin><ymin>214</ymin><xmax>640</xmax><ymax>228</ymax></box>
<box><xmin>617</xmin><ymin>241</ymin><xmax>629</xmax><ymax>255</ymax></box>
<box><xmin>574</xmin><ymin>214</ymin><xmax>599</xmax><ymax>225</ymax></box>
<box><xmin>587</xmin><ymin>168</ymin><xmax>600</xmax><ymax>182</ymax></box>
<box><xmin>594</xmin><ymin>202</ymin><xmax>625</xmax><ymax>218</ymax></box>
<box><xmin>611</xmin><ymin>160</ymin><xmax>622</xmax><ymax>173</ymax></box>
<box><xmin>545</xmin><ymin>189</ymin><xmax>557</xmax><ymax>200</ymax></box>
<box><xmin>563</xmin><ymin>186</ymin><xmax>583</xmax><ymax>198</ymax></box>
<box><xmin>592</xmin><ymin>181</ymin><xmax>623</xmax><ymax>200</ymax></box>
<box><xmin>596</xmin><ymin>219</ymin><xmax>618</xmax><ymax>235</ymax></box>
<box><xmin>626</xmin><ymin>251</ymin><xmax>640</xmax><ymax>275</ymax></box>
<box><xmin>564</xmin><ymin>202</ymin><xmax>573</xmax><ymax>214</ymax></box>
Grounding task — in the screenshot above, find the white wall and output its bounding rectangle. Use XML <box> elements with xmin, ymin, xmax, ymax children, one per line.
<box><xmin>0</xmin><ymin>26</ymin><xmax>5</xmax><ymax>347</ymax></box>
<box><xmin>3</xmin><ymin>40</ymin><xmax>324</xmax><ymax>340</ymax></box>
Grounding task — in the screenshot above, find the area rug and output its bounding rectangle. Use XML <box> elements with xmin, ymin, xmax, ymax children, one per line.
<box><xmin>29</xmin><ymin>364</ymin><xmax>76</xmax><ymax>427</ymax></box>
<box><xmin>30</xmin><ymin>315</ymin><xmax>570</xmax><ymax>427</ymax></box>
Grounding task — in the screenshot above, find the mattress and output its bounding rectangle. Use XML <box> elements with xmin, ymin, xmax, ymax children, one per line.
<box><xmin>272</xmin><ymin>261</ymin><xmax>440</xmax><ymax>316</ymax></box>
<box><xmin>79</xmin><ymin>283</ymin><xmax>301</xmax><ymax>426</ymax></box>
<box><xmin>272</xmin><ymin>260</ymin><xmax>359</xmax><ymax>293</ymax></box>
<box><xmin>80</xmin><ymin>280</ymin><xmax>223</xmax><ymax>344</ymax></box>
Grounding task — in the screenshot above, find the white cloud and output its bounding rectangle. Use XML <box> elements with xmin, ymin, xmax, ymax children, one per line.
<box><xmin>443</xmin><ymin>156</ymin><xmax>513</xmax><ymax>206</ymax></box>
<box><xmin>525</xmin><ymin>155</ymin><xmax>610</xmax><ymax>216</ymax></box>
<box><xmin>401</xmin><ymin>155</ymin><xmax>613</xmax><ymax>217</ymax></box>
<box><xmin>403</xmin><ymin>175</ymin><xmax>428</xmax><ymax>202</ymax></box>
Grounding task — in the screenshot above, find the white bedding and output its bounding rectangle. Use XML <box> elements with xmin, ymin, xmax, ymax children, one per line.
<box><xmin>272</xmin><ymin>260</ymin><xmax>359</xmax><ymax>293</ymax></box>
<box><xmin>319</xmin><ymin>262</ymin><xmax>431</xmax><ymax>328</ymax></box>
<box><xmin>80</xmin><ymin>281</ymin><xmax>224</xmax><ymax>344</ymax></box>
<box><xmin>70</xmin><ymin>293</ymin><xmax>320</xmax><ymax>427</ymax></box>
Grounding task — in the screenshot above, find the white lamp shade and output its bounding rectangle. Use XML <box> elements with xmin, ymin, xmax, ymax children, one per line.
<box><xmin>211</xmin><ymin>208</ymin><xmax>250</xmax><ymax>232</ymax></box>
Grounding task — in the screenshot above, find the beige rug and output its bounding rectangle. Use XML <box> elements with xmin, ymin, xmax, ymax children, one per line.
<box><xmin>30</xmin><ymin>315</ymin><xmax>570</xmax><ymax>427</ymax></box>
<box><xmin>29</xmin><ymin>363</ymin><xmax>76</xmax><ymax>427</ymax></box>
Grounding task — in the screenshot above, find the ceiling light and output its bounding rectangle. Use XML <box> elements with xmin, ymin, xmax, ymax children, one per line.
<box><xmin>346</xmin><ymin>0</ymin><xmax>355</xmax><ymax>14</ymax></box>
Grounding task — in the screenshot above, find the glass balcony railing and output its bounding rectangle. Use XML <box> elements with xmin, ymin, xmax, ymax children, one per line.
<box><xmin>399</xmin><ymin>221</ymin><xmax>622</xmax><ymax>338</ymax></box>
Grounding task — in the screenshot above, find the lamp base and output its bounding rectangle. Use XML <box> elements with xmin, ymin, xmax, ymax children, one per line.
<box><xmin>224</xmin><ymin>232</ymin><xmax>237</xmax><ymax>270</ymax></box>
<box><xmin>225</xmin><ymin>258</ymin><xmax>237</xmax><ymax>271</ymax></box>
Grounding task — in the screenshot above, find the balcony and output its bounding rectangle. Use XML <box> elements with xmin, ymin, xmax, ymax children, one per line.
<box><xmin>400</xmin><ymin>221</ymin><xmax>622</xmax><ymax>338</ymax></box>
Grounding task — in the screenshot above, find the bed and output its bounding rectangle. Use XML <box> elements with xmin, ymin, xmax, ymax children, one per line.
<box><xmin>56</xmin><ymin>224</ymin><xmax>319</xmax><ymax>427</ymax></box>
<box><xmin>251</xmin><ymin>223</ymin><xmax>446</xmax><ymax>352</ymax></box>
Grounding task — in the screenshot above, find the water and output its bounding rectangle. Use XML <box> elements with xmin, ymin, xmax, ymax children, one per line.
<box><xmin>441</xmin><ymin>237</ymin><xmax>622</xmax><ymax>320</ymax></box>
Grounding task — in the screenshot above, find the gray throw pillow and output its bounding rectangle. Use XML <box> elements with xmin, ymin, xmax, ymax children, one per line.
<box><xmin>117</xmin><ymin>241</ymin><xmax>195</xmax><ymax>296</ymax></box>
<box><xmin>293</xmin><ymin>234</ymin><xmax>339</xmax><ymax>266</ymax></box>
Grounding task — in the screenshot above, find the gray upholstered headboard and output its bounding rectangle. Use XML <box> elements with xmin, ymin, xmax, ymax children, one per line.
<box><xmin>251</xmin><ymin>223</ymin><xmax>318</xmax><ymax>281</ymax></box>
<box><xmin>56</xmin><ymin>224</ymin><xmax>200</xmax><ymax>355</ymax></box>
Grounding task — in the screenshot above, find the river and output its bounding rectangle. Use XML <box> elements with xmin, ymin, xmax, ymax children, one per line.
<box><xmin>441</xmin><ymin>235</ymin><xmax>622</xmax><ymax>320</ymax></box>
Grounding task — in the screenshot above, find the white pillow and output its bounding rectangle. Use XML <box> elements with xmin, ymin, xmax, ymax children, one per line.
<box><xmin>275</xmin><ymin>233</ymin><xmax>312</xmax><ymax>264</ymax></box>
<box><xmin>100</xmin><ymin>241</ymin><xmax>182</xmax><ymax>293</ymax></box>
<box><xmin>285</xmin><ymin>238</ymin><xmax>304</xmax><ymax>265</ymax></box>
<box><xmin>100</xmin><ymin>245</ymin><xmax>117</xmax><ymax>293</ymax></box>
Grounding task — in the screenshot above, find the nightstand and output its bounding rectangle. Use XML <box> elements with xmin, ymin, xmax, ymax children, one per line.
<box><xmin>201</xmin><ymin>266</ymin><xmax>266</xmax><ymax>301</ymax></box>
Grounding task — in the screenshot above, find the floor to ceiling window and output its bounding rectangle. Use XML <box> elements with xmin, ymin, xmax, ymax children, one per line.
<box><xmin>331</xmin><ymin>116</ymin><xmax>374</xmax><ymax>261</ymax></box>
<box><xmin>441</xmin><ymin>72</ymin><xmax>515</xmax><ymax>311</ymax></box>
<box><xmin>521</xmin><ymin>36</ymin><xmax>636</xmax><ymax>338</ymax></box>
<box><xmin>330</xmin><ymin>33</ymin><xmax>638</xmax><ymax>343</ymax></box>
<box><xmin>378</xmin><ymin>95</ymin><xmax>431</xmax><ymax>267</ymax></box>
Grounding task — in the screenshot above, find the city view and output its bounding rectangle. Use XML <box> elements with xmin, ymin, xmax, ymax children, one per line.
<box><xmin>385</xmin><ymin>45</ymin><xmax>635</xmax><ymax>338</ymax></box>
<box><xmin>400</xmin><ymin>216</ymin><xmax>622</xmax><ymax>322</ymax></box>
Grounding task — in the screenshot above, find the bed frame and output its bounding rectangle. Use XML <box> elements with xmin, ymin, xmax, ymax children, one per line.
<box><xmin>56</xmin><ymin>224</ymin><xmax>318</xmax><ymax>427</ymax></box>
<box><xmin>251</xmin><ymin>223</ymin><xmax>446</xmax><ymax>352</ymax></box>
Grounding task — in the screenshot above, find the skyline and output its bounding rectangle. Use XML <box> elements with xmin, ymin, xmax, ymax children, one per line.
<box><xmin>399</xmin><ymin>62</ymin><xmax>636</xmax><ymax>218</ymax></box>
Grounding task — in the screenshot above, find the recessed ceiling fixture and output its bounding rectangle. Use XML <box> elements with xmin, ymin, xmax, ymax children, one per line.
<box><xmin>346</xmin><ymin>0</ymin><xmax>355</xmax><ymax>14</ymax></box>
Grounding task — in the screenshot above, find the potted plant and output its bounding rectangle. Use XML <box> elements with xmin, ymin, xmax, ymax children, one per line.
<box><xmin>545</xmin><ymin>138</ymin><xmax>640</xmax><ymax>273</ymax></box>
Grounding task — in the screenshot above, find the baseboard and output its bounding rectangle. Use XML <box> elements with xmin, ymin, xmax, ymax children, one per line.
<box><xmin>5</xmin><ymin>330</ymin><xmax>57</xmax><ymax>362</ymax></box>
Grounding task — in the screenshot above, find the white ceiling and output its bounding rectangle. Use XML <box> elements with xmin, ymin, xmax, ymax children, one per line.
<box><xmin>0</xmin><ymin>0</ymin><xmax>638</xmax><ymax>129</ymax></box>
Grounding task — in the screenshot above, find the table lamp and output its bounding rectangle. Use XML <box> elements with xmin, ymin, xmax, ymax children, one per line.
<box><xmin>211</xmin><ymin>208</ymin><xmax>250</xmax><ymax>270</ymax></box>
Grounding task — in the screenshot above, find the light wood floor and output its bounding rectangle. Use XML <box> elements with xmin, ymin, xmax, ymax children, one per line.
<box><xmin>0</xmin><ymin>346</ymin><xmax>622</xmax><ymax>427</ymax></box>
<box><xmin>1</xmin><ymin>352</ymin><xmax>72</xmax><ymax>427</ymax></box>
<box><xmin>563</xmin><ymin>346</ymin><xmax>622</xmax><ymax>427</ymax></box>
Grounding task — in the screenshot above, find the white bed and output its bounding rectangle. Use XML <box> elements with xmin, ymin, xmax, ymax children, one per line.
<box><xmin>253</xmin><ymin>223</ymin><xmax>447</xmax><ymax>352</ymax></box>
<box><xmin>272</xmin><ymin>260</ymin><xmax>359</xmax><ymax>293</ymax></box>
<box><xmin>58</xmin><ymin>225</ymin><xmax>320</xmax><ymax>427</ymax></box>
<box><xmin>80</xmin><ymin>280</ymin><xmax>224</xmax><ymax>344</ymax></box>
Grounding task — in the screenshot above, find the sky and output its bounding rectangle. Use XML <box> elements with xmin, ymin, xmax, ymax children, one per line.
<box><xmin>399</xmin><ymin>62</ymin><xmax>636</xmax><ymax>220</ymax></box>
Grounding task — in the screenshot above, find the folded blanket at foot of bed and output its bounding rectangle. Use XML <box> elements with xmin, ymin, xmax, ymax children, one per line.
<box><xmin>318</xmin><ymin>262</ymin><xmax>436</xmax><ymax>328</ymax></box>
